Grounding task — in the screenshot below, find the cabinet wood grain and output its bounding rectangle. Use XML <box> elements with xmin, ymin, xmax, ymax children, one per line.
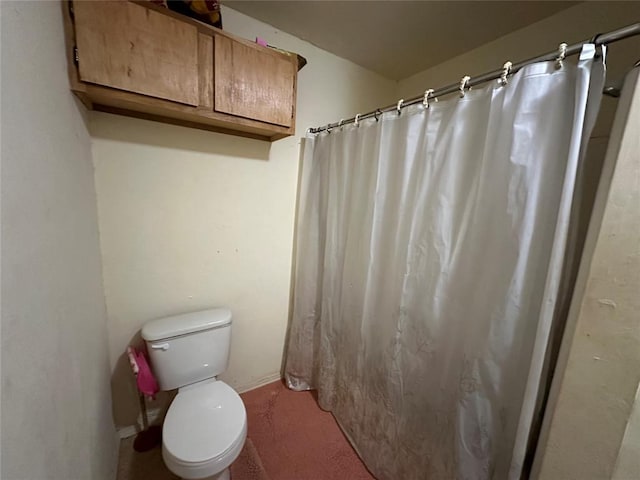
<box><xmin>215</xmin><ymin>35</ymin><xmax>296</xmax><ymax>127</ymax></box>
<box><xmin>74</xmin><ymin>1</ymin><xmax>199</xmax><ymax>105</ymax></box>
<box><xmin>198</xmin><ymin>34</ymin><xmax>214</xmax><ymax>109</ymax></box>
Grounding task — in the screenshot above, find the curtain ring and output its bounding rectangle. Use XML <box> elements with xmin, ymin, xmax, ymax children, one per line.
<box><xmin>459</xmin><ymin>75</ymin><xmax>471</xmax><ymax>97</ymax></box>
<box><xmin>423</xmin><ymin>89</ymin><xmax>435</xmax><ymax>108</ymax></box>
<box><xmin>326</xmin><ymin>124</ymin><xmax>333</xmax><ymax>133</ymax></box>
<box><xmin>354</xmin><ymin>114</ymin><xmax>361</xmax><ymax>127</ymax></box>
<box><xmin>374</xmin><ymin>109</ymin><xmax>382</xmax><ymax>122</ymax></box>
<box><xmin>556</xmin><ymin>42</ymin><xmax>568</xmax><ymax>68</ymax></box>
<box><xmin>338</xmin><ymin>119</ymin><xmax>345</xmax><ymax>130</ymax></box>
<box><xmin>499</xmin><ymin>61</ymin><xmax>513</xmax><ymax>86</ymax></box>
<box><xmin>396</xmin><ymin>99</ymin><xmax>404</xmax><ymax>115</ymax></box>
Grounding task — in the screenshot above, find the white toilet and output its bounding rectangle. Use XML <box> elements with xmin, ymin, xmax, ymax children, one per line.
<box><xmin>142</xmin><ymin>308</ymin><xmax>246</xmax><ymax>480</ymax></box>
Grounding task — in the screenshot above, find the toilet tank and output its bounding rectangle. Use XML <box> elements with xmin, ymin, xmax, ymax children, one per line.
<box><xmin>141</xmin><ymin>308</ymin><xmax>232</xmax><ymax>391</ymax></box>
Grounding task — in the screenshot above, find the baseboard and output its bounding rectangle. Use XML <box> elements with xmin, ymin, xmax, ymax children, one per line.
<box><xmin>117</xmin><ymin>406</ymin><xmax>164</xmax><ymax>439</ymax></box>
<box><xmin>117</xmin><ymin>424</ymin><xmax>138</xmax><ymax>439</ymax></box>
<box><xmin>235</xmin><ymin>373</ymin><xmax>282</xmax><ymax>394</ymax></box>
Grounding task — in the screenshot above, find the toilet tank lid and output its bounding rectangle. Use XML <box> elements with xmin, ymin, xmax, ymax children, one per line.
<box><xmin>141</xmin><ymin>308</ymin><xmax>232</xmax><ymax>342</ymax></box>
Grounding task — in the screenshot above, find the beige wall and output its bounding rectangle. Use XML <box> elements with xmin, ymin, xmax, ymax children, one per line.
<box><xmin>0</xmin><ymin>2</ymin><xmax>118</xmax><ymax>479</ymax></box>
<box><xmin>398</xmin><ymin>1</ymin><xmax>640</xmax><ymax>149</ymax></box>
<box><xmin>533</xmin><ymin>67</ymin><xmax>640</xmax><ymax>480</ymax></box>
<box><xmin>398</xmin><ymin>2</ymin><xmax>640</xmax><ymax>105</ymax></box>
<box><xmin>92</xmin><ymin>6</ymin><xmax>397</xmax><ymax>430</ymax></box>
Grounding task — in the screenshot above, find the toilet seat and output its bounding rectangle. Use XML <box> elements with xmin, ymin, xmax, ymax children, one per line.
<box><xmin>162</xmin><ymin>380</ymin><xmax>247</xmax><ymax>479</ymax></box>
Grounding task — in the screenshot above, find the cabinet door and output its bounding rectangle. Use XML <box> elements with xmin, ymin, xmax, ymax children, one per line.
<box><xmin>214</xmin><ymin>35</ymin><xmax>295</xmax><ymax>127</ymax></box>
<box><xmin>74</xmin><ymin>1</ymin><xmax>199</xmax><ymax>106</ymax></box>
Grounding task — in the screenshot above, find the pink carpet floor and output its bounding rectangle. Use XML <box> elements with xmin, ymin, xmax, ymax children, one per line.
<box><xmin>240</xmin><ymin>380</ymin><xmax>375</xmax><ymax>480</ymax></box>
<box><xmin>116</xmin><ymin>380</ymin><xmax>375</xmax><ymax>480</ymax></box>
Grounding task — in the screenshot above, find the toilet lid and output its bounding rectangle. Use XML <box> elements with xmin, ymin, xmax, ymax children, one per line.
<box><xmin>163</xmin><ymin>381</ymin><xmax>246</xmax><ymax>465</ymax></box>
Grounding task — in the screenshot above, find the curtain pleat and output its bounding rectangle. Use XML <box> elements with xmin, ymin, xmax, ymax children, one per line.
<box><xmin>285</xmin><ymin>46</ymin><xmax>604</xmax><ymax>480</ymax></box>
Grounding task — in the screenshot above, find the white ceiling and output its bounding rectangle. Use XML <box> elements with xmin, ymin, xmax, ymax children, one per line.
<box><xmin>225</xmin><ymin>1</ymin><xmax>579</xmax><ymax>80</ymax></box>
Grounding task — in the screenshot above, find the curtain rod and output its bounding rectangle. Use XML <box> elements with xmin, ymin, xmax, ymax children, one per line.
<box><xmin>308</xmin><ymin>22</ymin><xmax>640</xmax><ymax>134</ymax></box>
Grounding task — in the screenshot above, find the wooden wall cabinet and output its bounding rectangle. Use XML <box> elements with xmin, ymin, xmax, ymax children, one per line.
<box><xmin>63</xmin><ymin>1</ymin><xmax>300</xmax><ymax>141</ymax></box>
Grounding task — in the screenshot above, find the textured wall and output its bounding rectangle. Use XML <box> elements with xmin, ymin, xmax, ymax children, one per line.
<box><xmin>1</xmin><ymin>2</ymin><xmax>118</xmax><ymax>479</ymax></box>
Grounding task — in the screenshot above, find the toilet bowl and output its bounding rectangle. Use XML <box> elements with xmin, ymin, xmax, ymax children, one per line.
<box><xmin>142</xmin><ymin>308</ymin><xmax>246</xmax><ymax>480</ymax></box>
<box><xmin>163</xmin><ymin>379</ymin><xmax>247</xmax><ymax>480</ymax></box>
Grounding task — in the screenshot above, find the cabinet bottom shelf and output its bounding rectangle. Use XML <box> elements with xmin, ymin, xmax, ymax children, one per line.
<box><xmin>75</xmin><ymin>84</ymin><xmax>294</xmax><ymax>142</ymax></box>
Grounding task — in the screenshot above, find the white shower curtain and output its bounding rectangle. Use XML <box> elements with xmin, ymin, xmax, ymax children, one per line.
<box><xmin>285</xmin><ymin>45</ymin><xmax>604</xmax><ymax>480</ymax></box>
